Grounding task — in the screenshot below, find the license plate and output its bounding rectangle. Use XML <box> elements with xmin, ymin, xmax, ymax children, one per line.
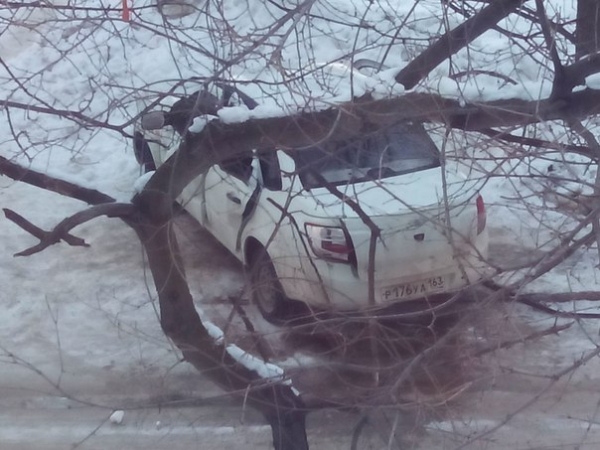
<box><xmin>381</xmin><ymin>274</ymin><xmax>454</xmax><ymax>301</ymax></box>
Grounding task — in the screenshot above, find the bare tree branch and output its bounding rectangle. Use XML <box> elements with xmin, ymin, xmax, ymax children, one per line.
<box><xmin>474</xmin><ymin>321</ymin><xmax>574</xmax><ymax>357</ymax></box>
<box><xmin>479</xmin><ymin>128</ymin><xmax>596</xmax><ymax>159</ymax></box>
<box><xmin>8</xmin><ymin>203</ymin><xmax>134</xmax><ymax>257</ymax></box>
<box><xmin>535</xmin><ymin>0</ymin><xmax>567</xmax><ymax>98</ymax></box>
<box><xmin>0</xmin><ymin>155</ymin><xmax>116</xmax><ymax>205</ymax></box>
<box><xmin>563</xmin><ymin>53</ymin><xmax>600</xmax><ymax>90</ymax></box>
<box><xmin>565</xmin><ymin>118</ymin><xmax>600</xmax><ymax>262</ymax></box>
<box><xmin>396</xmin><ymin>0</ymin><xmax>527</xmax><ymax>89</ymax></box>
<box><xmin>3</xmin><ymin>208</ymin><xmax>88</xmax><ymax>249</ymax></box>
<box><xmin>0</xmin><ymin>100</ymin><xmax>131</xmax><ymax>137</ymax></box>
<box><xmin>511</xmin><ymin>230</ymin><xmax>596</xmax><ymax>290</ymax></box>
<box><xmin>517</xmin><ymin>291</ymin><xmax>600</xmax><ymax>303</ymax></box>
<box><xmin>449</xmin><ymin>69</ymin><xmax>518</xmax><ymax>85</ymax></box>
<box><xmin>514</xmin><ymin>296</ymin><xmax>600</xmax><ymax>319</ymax></box>
<box><xmin>134</xmin><ymin>86</ymin><xmax>600</xmax><ymax>220</ymax></box>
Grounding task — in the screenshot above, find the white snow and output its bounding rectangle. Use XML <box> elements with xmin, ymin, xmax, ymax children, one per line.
<box><xmin>133</xmin><ymin>170</ymin><xmax>155</xmax><ymax>193</ymax></box>
<box><xmin>585</xmin><ymin>73</ymin><xmax>600</xmax><ymax>90</ymax></box>
<box><xmin>189</xmin><ymin>115</ymin><xmax>219</xmax><ymax>133</ymax></box>
<box><xmin>109</xmin><ymin>410</ymin><xmax>125</xmax><ymax>425</ymax></box>
<box><xmin>203</xmin><ymin>319</ymin><xmax>225</xmax><ymax>344</ymax></box>
<box><xmin>225</xmin><ymin>344</ymin><xmax>285</xmax><ymax>382</ymax></box>
<box><xmin>198</xmin><ymin>307</ymin><xmax>297</xmax><ymax>393</ymax></box>
<box><xmin>218</xmin><ymin>107</ymin><xmax>251</xmax><ymax>124</ymax></box>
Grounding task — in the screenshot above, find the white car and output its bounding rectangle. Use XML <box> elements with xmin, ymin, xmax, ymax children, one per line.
<box><xmin>134</xmin><ymin>84</ymin><xmax>489</xmax><ymax>323</ymax></box>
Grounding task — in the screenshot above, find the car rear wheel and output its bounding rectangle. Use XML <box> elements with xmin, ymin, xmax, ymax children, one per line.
<box><xmin>249</xmin><ymin>247</ymin><xmax>290</xmax><ymax>324</ymax></box>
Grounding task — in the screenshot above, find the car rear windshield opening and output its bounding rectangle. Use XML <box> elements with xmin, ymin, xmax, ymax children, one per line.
<box><xmin>291</xmin><ymin>122</ymin><xmax>441</xmax><ymax>189</ymax></box>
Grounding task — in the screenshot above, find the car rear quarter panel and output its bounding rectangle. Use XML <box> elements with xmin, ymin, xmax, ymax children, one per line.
<box><xmin>242</xmin><ymin>190</ymin><xmax>340</xmax><ymax>305</ymax></box>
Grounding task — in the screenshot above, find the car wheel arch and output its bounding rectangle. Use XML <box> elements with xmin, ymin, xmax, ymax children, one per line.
<box><xmin>244</xmin><ymin>236</ymin><xmax>265</xmax><ymax>267</ymax></box>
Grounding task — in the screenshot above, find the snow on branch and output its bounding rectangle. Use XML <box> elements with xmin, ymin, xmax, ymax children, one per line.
<box><xmin>135</xmin><ymin>85</ymin><xmax>600</xmax><ymax>219</ymax></box>
<box><xmin>3</xmin><ymin>208</ymin><xmax>89</xmax><ymax>252</ymax></box>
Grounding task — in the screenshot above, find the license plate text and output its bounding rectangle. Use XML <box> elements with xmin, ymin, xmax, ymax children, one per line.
<box><xmin>381</xmin><ymin>275</ymin><xmax>450</xmax><ymax>301</ymax></box>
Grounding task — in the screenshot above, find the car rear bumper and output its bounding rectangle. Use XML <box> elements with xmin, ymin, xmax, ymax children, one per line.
<box><xmin>277</xmin><ymin>234</ymin><xmax>490</xmax><ymax>311</ymax></box>
<box><xmin>289</xmin><ymin>265</ymin><xmax>486</xmax><ymax>311</ymax></box>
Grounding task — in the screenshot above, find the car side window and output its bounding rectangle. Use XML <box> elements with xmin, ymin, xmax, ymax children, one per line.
<box><xmin>219</xmin><ymin>156</ymin><xmax>253</xmax><ymax>182</ymax></box>
<box><xmin>257</xmin><ymin>150</ymin><xmax>282</xmax><ymax>191</ymax></box>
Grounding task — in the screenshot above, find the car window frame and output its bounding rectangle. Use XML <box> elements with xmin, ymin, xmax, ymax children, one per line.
<box><xmin>257</xmin><ymin>149</ymin><xmax>283</xmax><ymax>191</ymax></box>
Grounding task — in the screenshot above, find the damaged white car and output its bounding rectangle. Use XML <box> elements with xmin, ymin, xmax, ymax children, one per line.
<box><xmin>134</xmin><ymin>82</ymin><xmax>489</xmax><ymax>323</ymax></box>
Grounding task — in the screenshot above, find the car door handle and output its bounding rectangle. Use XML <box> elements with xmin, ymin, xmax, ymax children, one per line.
<box><xmin>226</xmin><ymin>192</ymin><xmax>242</xmax><ymax>205</ymax></box>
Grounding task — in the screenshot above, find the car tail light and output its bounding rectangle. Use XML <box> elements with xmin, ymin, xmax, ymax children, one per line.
<box><xmin>305</xmin><ymin>224</ymin><xmax>354</xmax><ymax>263</ymax></box>
<box><xmin>476</xmin><ymin>194</ymin><xmax>486</xmax><ymax>235</ymax></box>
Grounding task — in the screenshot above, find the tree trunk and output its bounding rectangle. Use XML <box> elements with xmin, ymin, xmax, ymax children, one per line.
<box><xmin>130</xmin><ymin>207</ymin><xmax>309</xmax><ymax>450</ymax></box>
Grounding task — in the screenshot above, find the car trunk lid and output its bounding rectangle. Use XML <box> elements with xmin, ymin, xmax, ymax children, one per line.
<box><xmin>299</xmin><ymin>167</ymin><xmax>481</xmax><ymax>282</ymax></box>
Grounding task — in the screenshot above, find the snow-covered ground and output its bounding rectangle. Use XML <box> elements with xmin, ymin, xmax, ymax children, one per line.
<box><xmin>3</xmin><ymin>0</ymin><xmax>600</xmax><ymax>448</ymax></box>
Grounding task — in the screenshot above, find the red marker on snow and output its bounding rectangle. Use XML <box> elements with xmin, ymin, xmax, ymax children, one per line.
<box><xmin>122</xmin><ymin>0</ymin><xmax>130</xmax><ymax>22</ymax></box>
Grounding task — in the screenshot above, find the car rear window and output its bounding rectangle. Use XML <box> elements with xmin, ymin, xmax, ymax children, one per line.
<box><xmin>291</xmin><ymin>122</ymin><xmax>441</xmax><ymax>189</ymax></box>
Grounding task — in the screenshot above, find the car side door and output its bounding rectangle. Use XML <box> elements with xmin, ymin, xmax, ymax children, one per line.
<box><xmin>203</xmin><ymin>153</ymin><xmax>260</xmax><ymax>256</ymax></box>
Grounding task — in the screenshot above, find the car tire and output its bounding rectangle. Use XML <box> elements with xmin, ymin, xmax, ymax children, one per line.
<box><xmin>249</xmin><ymin>246</ymin><xmax>290</xmax><ymax>324</ymax></box>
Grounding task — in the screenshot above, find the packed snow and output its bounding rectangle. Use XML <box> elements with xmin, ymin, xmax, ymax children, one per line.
<box><xmin>189</xmin><ymin>114</ymin><xmax>219</xmax><ymax>132</ymax></box>
<box><xmin>586</xmin><ymin>72</ymin><xmax>600</xmax><ymax>90</ymax></box>
<box><xmin>109</xmin><ymin>410</ymin><xmax>125</xmax><ymax>425</ymax></box>
<box><xmin>133</xmin><ymin>170</ymin><xmax>155</xmax><ymax>193</ymax></box>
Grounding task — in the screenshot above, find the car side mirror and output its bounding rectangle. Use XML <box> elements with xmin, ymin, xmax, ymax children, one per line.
<box><xmin>141</xmin><ymin>111</ymin><xmax>166</xmax><ymax>130</ymax></box>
